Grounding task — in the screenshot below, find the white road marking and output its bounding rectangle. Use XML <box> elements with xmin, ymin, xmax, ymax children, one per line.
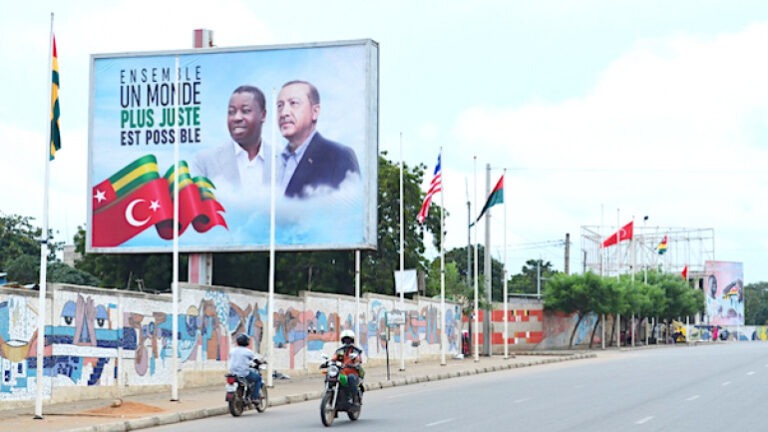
<box><xmin>514</xmin><ymin>398</ymin><xmax>531</xmax><ymax>403</ymax></box>
<box><xmin>722</xmin><ymin>381</ymin><xmax>732</xmax><ymax>386</ymax></box>
<box><xmin>686</xmin><ymin>395</ymin><xmax>700</xmax><ymax>401</ymax></box>
<box><xmin>426</xmin><ymin>418</ymin><xmax>455</xmax><ymax>427</ymax></box>
<box><xmin>747</xmin><ymin>371</ymin><xmax>756</xmax><ymax>376</ymax></box>
<box><xmin>635</xmin><ymin>416</ymin><xmax>654</xmax><ymax>425</ymax></box>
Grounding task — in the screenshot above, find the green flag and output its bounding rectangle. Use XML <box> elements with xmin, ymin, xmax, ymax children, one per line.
<box><xmin>470</xmin><ymin>175</ymin><xmax>503</xmax><ymax>227</ymax></box>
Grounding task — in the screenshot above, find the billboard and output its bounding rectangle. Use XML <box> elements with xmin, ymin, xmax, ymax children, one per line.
<box><xmin>87</xmin><ymin>40</ymin><xmax>378</xmax><ymax>253</ymax></box>
<box><xmin>704</xmin><ymin>260</ymin><xmax>744</xmax><ymax>326</ymax></box>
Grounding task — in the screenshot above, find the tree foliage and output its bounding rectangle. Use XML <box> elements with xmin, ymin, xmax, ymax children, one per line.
<box><xmin>508</xmin><ymin>259</ymin><xmax>557</xmax><ymax>296</ymax></box>
<box><xmin>744</xmin><ymin>281</ymin><xmax>768</xmax><ymax>325</ymax></box>
<box><xmin>444</xmin><ymin>245</ymin><xmax>503</xmax><ymax>301</ymax></box>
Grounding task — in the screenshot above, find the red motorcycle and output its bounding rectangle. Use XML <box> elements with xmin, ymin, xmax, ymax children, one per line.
<box><xmin>225</xmin><ymin>358</ymin><xmax>268</xmax><ymax>416</ymax></box>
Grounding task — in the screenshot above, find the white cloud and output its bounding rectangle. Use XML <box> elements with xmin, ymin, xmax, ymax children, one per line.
<box><xmin>446</xmin><ymin>22</ymin><xmax>768</xmax><ymax>280</ymax></box>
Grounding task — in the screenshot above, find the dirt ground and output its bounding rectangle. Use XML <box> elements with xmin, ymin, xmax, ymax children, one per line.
<box><xmin>80</xmin><ymin>400</ymin><xmax>165</xmax><ymax>418</ymax></box>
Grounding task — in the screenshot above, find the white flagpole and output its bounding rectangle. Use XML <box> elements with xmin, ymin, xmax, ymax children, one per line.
<box><xmin>616</xmin><ymin>209</ymin><xmax>620</xmax><ymax>348</ymax></box>
<box><xmin>473</xmin><ymin>156</ymin><xmax>479</xmax><ymax>362</ymax></box>
<box><xmin>503</xmin><ymin>169</ymin><xmax>509</xmax><ymax>359</ymax></box>
<box><xmin>399</xmin><ymin>132</ymin><xmax>405</xmax><ymax>371</ymax></box>
<box><xmin>439</xmin><ymin>148</ymin><xmax>446</xmax><ymax>366</ymax></box>
<box><xmin>34</xmin><ymin>13</ymin><xmax>55</xmax><ymax>420</ymax></box>
<box><xmin>631</xmin><ymin>215</ymin><xmax>635</xmax><ymax>347</ymax></box>
<box><xmin>170</xmin><ymin>54</ymin><xmax>180</xmax><ymax>402</ymax></box>
<box><xmin>355</xmin><ymin>250</ymin><xmax>360</xmax><ymax>338</ymax></box>
<box><xmin>267</xmin><ymin>88</ymin><xmax>277</xmax><ymax>387</ymax></box>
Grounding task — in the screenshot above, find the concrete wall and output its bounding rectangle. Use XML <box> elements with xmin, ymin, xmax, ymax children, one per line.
<box><xmin>0</xmin><ymin>283</ymin><xmax>462</xmax><ymax>408</ymax></box>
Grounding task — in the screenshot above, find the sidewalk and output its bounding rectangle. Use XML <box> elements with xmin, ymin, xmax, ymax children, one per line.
<box><xmin>0</xmin><ymin>351</ymin><xmax>596</xmax><ymax>432</ymax></box>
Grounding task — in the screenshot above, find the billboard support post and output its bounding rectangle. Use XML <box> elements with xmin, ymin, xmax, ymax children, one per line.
<box><xmin>188</xmin><ymin>29</ymin><xmax>214</xmax><ymax>286</ymax></box>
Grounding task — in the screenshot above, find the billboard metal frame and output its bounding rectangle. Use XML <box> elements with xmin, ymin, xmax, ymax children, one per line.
<box><xmin>87</xmin><ymin>39</ymin><xmax>379</xmax><ymax>254</ymax></box>
<box><xmin>580</xmin><ymin>225</ymin><xmax>715</xmax><ymax>278</ymax></box>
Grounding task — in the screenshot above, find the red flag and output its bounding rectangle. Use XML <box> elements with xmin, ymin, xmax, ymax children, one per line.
<box><xmin>601</xmin><ymin>221</ymin><xmax>633</xmax><ymax>247</ymax></box>
<box><xmin>681</xmin><ymin>265</ymin><xmax>688</xmax><ymax>280</ymax></box>
<box><xmin>92</xmin><ymin>178</ymin><xmax>174</xmax><ymax>247</ymax></box>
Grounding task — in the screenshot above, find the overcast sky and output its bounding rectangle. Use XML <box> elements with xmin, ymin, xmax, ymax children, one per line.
<box><xmin>2</xmin><ymin>1</ymin><xmax>767</xmax><ymax>282</ymax></box>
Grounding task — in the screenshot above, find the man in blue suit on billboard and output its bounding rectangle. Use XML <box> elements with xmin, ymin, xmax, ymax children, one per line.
<box><xmin>276</xmin><ymin>80</ymin><xmax>360</xmax><ymax>198</ymax></box>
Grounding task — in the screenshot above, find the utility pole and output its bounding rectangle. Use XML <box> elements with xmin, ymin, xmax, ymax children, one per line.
<box><xmin>564</xmin><ymin>233</ymin><xmax>570</xmax><ymax>275</ymax></box>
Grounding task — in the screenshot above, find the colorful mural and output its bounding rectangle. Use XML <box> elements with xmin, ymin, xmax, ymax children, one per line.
<box><xmin>0</xmin><ymin>284</ymin><xmax>461</xmax><ymax>403</ymax></box>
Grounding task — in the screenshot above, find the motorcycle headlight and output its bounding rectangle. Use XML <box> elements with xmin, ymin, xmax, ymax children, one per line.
<box><xmin>328</xmin><ymin>364</ymin><xmax>339</xmax><ymax>378</ymax></box>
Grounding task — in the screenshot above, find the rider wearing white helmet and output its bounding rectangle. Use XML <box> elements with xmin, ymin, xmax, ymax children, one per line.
<box><xmin>333</xmin><ymin>329</ymin><xmax>364</xmax><ymax>406</ymax></box>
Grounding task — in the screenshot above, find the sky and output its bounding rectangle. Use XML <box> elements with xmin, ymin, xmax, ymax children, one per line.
<box><xmin>1</xmin><ymin>0</ymin><xmax>767</xmax><ymax>282</ymax></box>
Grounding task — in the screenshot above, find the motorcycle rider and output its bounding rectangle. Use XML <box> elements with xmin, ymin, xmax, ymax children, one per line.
<box><xmin>229</xmin><ymin>333</ymin><xmax>264</xmax><ymax>402</ymax></box>
<box><xmin>332</xmin><ymin>329</ymin><xmax>364</xmax><ymax>406</ymax></box>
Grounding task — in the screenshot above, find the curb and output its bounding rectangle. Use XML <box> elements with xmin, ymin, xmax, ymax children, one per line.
<box><xmin>65</xmin><ymin>353</ymin><xmax>595</xmax><ymax>432</ymax></box>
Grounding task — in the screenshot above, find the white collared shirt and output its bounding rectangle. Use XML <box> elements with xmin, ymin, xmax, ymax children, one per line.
<box><xmin>233</xmin><ymin>140</ymin><xmax>271</xmax><ymax>187</ymax></box>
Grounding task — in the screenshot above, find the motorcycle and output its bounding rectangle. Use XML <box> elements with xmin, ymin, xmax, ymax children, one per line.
<box><xmin>225</xmin><ymin>358</ymin><xmax>268</xmax><ymax>416</ymax></box>
<box><xmin>319</xmin><ymin>352</ymin><xmax>363</xmax><ymax>427</ymax></box>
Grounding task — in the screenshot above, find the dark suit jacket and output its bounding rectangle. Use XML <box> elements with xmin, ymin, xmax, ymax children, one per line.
<box><xmin>285</xmin><ymin>133</ymin><xmax>360</xmax><ymax>198</ymax></box>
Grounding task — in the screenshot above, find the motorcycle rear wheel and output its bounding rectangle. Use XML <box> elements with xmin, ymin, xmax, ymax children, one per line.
<box><xmin>228</xmin><ymin>397</ymin><xmax>244</xmax><ymax>417</ymax></box>
<box><xmin>320</xmin><ymin>391</ymin><xmax>336</xmax><ymax>427</ymax></box>
<box><xmin>256</xmin><ymin>386</ymin><xmax>269</xmax><ymax>413</ymax></box>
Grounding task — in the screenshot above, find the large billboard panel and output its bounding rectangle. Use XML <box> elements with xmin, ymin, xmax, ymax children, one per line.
<box><xmin>705</xmin><ymin>260</ymin><xmax>744</xmax><ymax>326</ymax></box>
<box><xmin>87</xmin><ymin>40</ymin><xmax>378</xmax><ymax>253</ymax></box>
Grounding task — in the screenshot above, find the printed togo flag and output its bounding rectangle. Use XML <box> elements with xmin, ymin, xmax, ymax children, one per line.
<box><xmin>155</xmin><ymin>161</ymin><xmax>228</xmax><ymax>239</ymax></box>
<box><xmin>92</xmin><ymin>155</ymin><xmax>227</xmax><ymax>247</ymax></box>
<box><xmin>92</xmin><ymin>155</ymin><xmax>174</xmax><ymax>247</ymax></box>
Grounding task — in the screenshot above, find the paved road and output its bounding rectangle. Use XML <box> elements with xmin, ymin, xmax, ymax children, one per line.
<box><xmin>144</xmin><ymin>343</ymin><xmax>768</xmax><ymax>431</ymax></box>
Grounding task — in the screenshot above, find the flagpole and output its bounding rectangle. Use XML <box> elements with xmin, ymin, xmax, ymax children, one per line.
<box><xmin>473</xmin><ymin>156</ymin><xmax>479</xmax><ymax>363</ymax></box>
<box><xmin>439</xmin><ymin>147</ymin><xmax>446</xmax><ymax>366</ymax></box>
<box><xmin>483</xmin><ymin>163</ymin><xmax>491</xmax><ymax>356</ymax></box>
<box><xmin>267</xmin><ymin>88</ymin><xmax>277</xmax><ymax>388</ymax></box>
<box><xmin>398</xmin><ymin>132</ymin><xmax>405</xmax><ymax>371</ymax></box>
<box><xmin>616</xmin><ymin>209</ymin><xmax>620</xmax><ymax>349</ymax></box>
<box><xmin>502</xmin><ymin>168</ymin><xmax>509</xmax><ymax>359</ymax></box>
<box><xmin>34</xmin><ymin>13</ymin><xmax>55</xmax><ymax>420</ymax></box>
<box><xmin>170</xmin><ymin>54</ymin><xmax>180</xmax><ymax>402</ymax></box>
<box><xmin>631</xmin><ymin>215</ymin><xmax>635</xmax><ymax>347</ymax></box>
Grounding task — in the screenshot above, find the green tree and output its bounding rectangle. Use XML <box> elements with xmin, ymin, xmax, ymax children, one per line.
<box><xmin>745</xmin><ymin>282</ymin><xmax>768</xmax><ymax>325</ymax></box>
<box><xmin>362</xmin><ymin>153</ymin><xmax>442</xmax><ymax>295</ymax></box>
<box><xmin>543</xmin><ymin>272</ymin><xmax>607</xmax><ymax>348</ymax></box>
<box><xmin>48</xmin><ymin>262</ymin><xmax>102</xmax><ymax>286</ymax></box>
<box><xmin>6</xmin><ymin>254</ymin><xmax>39</xmax><ymax>284</ymax></box>
<box><xmin>444</xmin><ymin>245</ymin><xmax>503</xmax><ymax>301</ymax></box>
<box><xmin>74</xmin><ymin>226</ymin><xmax>185</xmax><ymax>292</ymax></box>
<box><xmin>508</xmin><ymin>259</ymin><xmax>557</xmax><ymax>296</ymax></box>
<box><xmin>0</xmin><ymin>213</ymin><xmax>60</xmax><ymax>270</ymax></box>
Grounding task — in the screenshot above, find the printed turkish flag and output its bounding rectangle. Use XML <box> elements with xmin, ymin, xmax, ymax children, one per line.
<box><xmin>92</xmin><ymin>178</ymin><xmax>174</xmax><ymax>247</ymax></box>
<box><xmin>601</xmin><ymin>221</ymin><xmax>633</xmax><ymax>248</ymax></box>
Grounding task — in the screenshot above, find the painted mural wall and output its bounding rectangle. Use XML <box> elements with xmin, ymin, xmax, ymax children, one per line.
<box><xmin>0</xmin><ymin>283</ymin><xmax>462</xmax><ymax>403</ymax></box>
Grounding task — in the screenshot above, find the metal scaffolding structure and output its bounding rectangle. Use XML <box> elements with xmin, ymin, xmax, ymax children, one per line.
<box><xmin>580</xmin><ymin>225</ymin><xmax>715</xmax><ymax>278</ymax></box>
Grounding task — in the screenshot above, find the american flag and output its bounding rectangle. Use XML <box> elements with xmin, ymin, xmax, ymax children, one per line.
<box><xmin>417</xmin><ymin>151</ymin><xmax>442</xmax><ymax>224</ymax></box>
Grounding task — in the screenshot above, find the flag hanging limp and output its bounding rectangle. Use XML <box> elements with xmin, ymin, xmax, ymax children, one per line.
<box><xmin>681</xmin><ymin>265</ymin><xmax>688</xmax><ymax>280</ymax></box>
<box><xmin>470</xmin><ymin>175</ymin><xmax>504</xmax><ymax>227</ymax></box>
<box><xmin>657</xmin><ymin>235</ymin><xmax>668</xmax><ymax>255</ymax></box>
<box><xmin>417</xmin><ymin>151</ymin><xmax>442</xmax><ymax>224</ymax></box>
<box><xmin>601</xmin><ymin>221</ymin><xmax>633</xmax><ymax>248</ymax></box>
<box><xmin>50</xmin><ymin>35</ymin><xmax>61</xmax><ymax>160</ymax></box>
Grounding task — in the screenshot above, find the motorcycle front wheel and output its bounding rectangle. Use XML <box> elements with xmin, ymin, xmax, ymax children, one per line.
<box><xmin>256</xmin><ymin>386</ymin><xmax>269</xmax><ymax>413</ymax></box>
<box><xmin>320</xmin><ymin>391</ymin><xmax>336</xmax><ymax>427</ymax></box>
